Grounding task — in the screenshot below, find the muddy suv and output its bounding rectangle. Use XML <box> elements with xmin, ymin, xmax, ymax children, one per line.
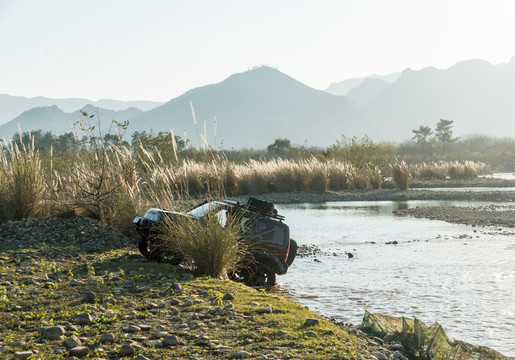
<box><xmin>132</xmin><ymin>198</ymin><xmax>297</xmax><ymax>286</ymax></box>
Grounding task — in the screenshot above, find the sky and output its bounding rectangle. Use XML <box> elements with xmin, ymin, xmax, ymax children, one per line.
<box><xmin>1</xmin><ymin>0</ymin><xmax>515</xmax><ymax>102</ymax></box>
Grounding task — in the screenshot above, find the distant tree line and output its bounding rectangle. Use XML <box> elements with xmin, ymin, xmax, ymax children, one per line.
<box><xmin>3</xmin><ymin>118</ymin><xmax>515</xmax><ymax>171</ymax></box>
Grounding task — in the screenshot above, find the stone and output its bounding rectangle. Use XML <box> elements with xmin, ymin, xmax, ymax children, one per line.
<box><xmin>223</xmin><ymin>293</ymin><xmax>235</xmax><ymax>300</ymax></box>
<box><xmin>304</xmin><ymin>318</ymin><xmax>320</xmax><ymax>326</ymax></box>
<box><xmin>163</xmin><ymin>335</ymin><xmax>179</xmax><ymax>346</ymax></box>
<box><xmin>171</xmin><ymin>282</ymin><xmax>182</xmax><ymax>292</ymax></box>
<box><xmin>231</xmin><ymin>350</ymin><xmax>250</xmax><ymax>358</ymax></box>
<box><xmin>83</xmin><ymin>291</ymin><xmax>96</xmax><ymax>303</ymax></box>
<box><xmin>144</xmin><ymin>339</ymin><xmax>163</xmax><ymax>347</ymax></box>
<box><xmin>64</xmin><ymin>336</ymin><xmax>82</xmax><ymax>348</ymax></box>
<box><xmin>127</xmin><ymin>325</ymin><xmax>141</xmax><ymax>332</ymax></box>
<box><xmin>76</xmin><ymin>312</ymin><xmax>93</xmax><ymax>325</ymax></box>
<box><xmin>42</xmin><ymin>325</ymin><xmax>66</xmax><ymax>340</ymax></box>
<box><xmin>99</xmin><ymin>333</ymin><xmax>115</xmax><ymax>344</ymax></box>
<box><xmin>135</xmin><ymin>355</ymin><xmax>151</xmax><ymax>360</ymax></box>
<box><xmin>274</xmin><ymin>330</ymin><xmax>289</xmax><ymax>337</ymax></box>
<box><xmin>69</xmin><ymin>346</ymin><xmax>89</xmax><ymax>357</ymax></box>
<box><xmin>257</xmin><ymin>307</ymin><xmax>273</xmax><ymax>314</ymax></box>
<box><xmin>102</xmin><ymin>297</ymin><xmax>116</xmax><ymax>306</ymax></box>
<box><xmin>119</xmin><ymin>344</ymin><xmax>135</xmax><ymax>356</ymax></box>
<box><xmin>212</xmin><ymin>345</ymin><xmax>232</xmax><ymax>351</ymax></box>
<box><xmin>137</xmin><ymin>324</ymin><xmax>151</xmax><ymax>331</ymax></box>
<box><xmin>372</xmin><ymin>352</ymin><xmax>388</xmax><ymax>360</ymax></box>
<box><xmin>13</xmin><ymin>351</ymin><xmax>33</xmax><ymax>360</ymax></box>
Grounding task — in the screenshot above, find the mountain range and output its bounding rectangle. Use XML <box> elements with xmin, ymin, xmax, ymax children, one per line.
<box><xmin>0</xmin><ymin>95</ymin><xmax>163</xmax><ymax>127</ymax></box>
<box><xmin>1</xmin><ymin>58</ymin><xmax>515</xmax><ymax>148</ymax></box>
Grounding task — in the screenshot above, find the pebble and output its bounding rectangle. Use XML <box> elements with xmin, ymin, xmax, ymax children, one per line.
<box><xmin>304</xmin><ymin>318</ymin><xmax>319</xmax><ymax>326</ymax></box>
<box><xmin>119</xmin><ymin>344</ymin><xmax>135</xmax><ymax>356</ymax></box>
<box><xmin>231</xmin><ymin>350</ymin><xmax>250</xmax><ymax>358</ymax></box>
<box><xmin>163</xmin><ymin>335</ymin><xmax>179</xmax><ymax>346</ymax></box>
<box><xmin>76</xmin><ymin>312</ymin><xmax>93</xmax><ymax>325</ymax></box>
<box><xmin>69</xmin><ymin>346</ymin><xmax>89</xmax><ymax>357</ymax></box>
<box><xmin>64</xmin><ymin>337</ymin><xmax>82</xmax><ymax>348</ymax></box>
<box><xmin>42</xmin><ymin>325</ymin><xmax>66</xmax><ymax>340</ymax></box>
<box><xmin>99</xmin><ymin>333</ymin><xmax>115</xmax><ymax>344</ymax></box>
<box><xmin>13</xmin><ymin>351</ymin><xmax>33</xmax><ymax>360</ymax></box>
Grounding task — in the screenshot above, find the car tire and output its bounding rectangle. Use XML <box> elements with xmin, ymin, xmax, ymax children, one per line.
<box><xmin>138</xmin><ymin>236</ymin><xmax>151</xmax><ymax>258</ymax></box>
<box><xmin>286</xmin><ymin>238</ymin><xmax>297</xmax><ymax>267</ymax></box>
<box><xmin>138</xmin><ymin>236</ymin><xmax>183</xmax><ymax>265</ymax></box>
<box><xmin>245</xmin><ymin>264</ymin><xmax>276</xmax><ymax>287</ymax></box>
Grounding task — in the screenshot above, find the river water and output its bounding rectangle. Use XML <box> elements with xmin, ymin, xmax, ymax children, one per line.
<box><xmin>276</xmin><ymin>200</ymin><xmax>515</xmax><ymax>356</ymax></box>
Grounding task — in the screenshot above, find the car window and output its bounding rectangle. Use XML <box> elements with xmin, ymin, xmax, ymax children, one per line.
<box><xmin>187</xmin><ymin>202</ymin><xmax>223</xmax><ymax>219</ymax></box>
<box><xmin>143</xmin><ymin>210</ymin><xmax>162</xmax><ymax>222</ymax></box>
<box><xmin>253</xmin><ymin>218</ymin><xmax>289</xmax><ymax>247</ymax></box>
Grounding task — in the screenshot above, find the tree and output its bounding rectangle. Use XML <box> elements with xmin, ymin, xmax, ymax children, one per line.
<box><xmin>435</xmin><ymin>119</ymin><xmax>459</xmax><ymax>153</ymax></box>
<box><xmin>412</xmin><ymin>125</ymin><xmax>432</xmax><ymax>144</ymax></box>
<box><xmin>267</xmin><ymin>138</ymin><xmax>293</xmax><ymax>157</ymax></box>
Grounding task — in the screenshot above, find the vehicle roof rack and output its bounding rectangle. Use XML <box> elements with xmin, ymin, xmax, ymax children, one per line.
<box><xmin>244</xmin><ymin>197</ymin><xmax>285</xmax><ymax>221</ymax></box>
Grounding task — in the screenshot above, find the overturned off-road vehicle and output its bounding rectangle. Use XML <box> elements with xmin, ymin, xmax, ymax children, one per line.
<box><xmin>132</xmin><ymin>198</ymin><xmax>297</xmax><ymax>287</ymax></box>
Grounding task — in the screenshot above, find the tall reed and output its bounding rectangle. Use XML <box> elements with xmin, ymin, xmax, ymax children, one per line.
<box><xmin>0</xmin><ymin>137</ymin><xmax>44</xmax><ymax>221</ymax></box>
<box><xmin>390</xmin><ymin>161</ymin><xmax>410</xmax><ymax>190</ymax></box>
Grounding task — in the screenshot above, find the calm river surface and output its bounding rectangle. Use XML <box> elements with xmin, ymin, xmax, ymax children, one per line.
<box><xmin>276</xmin><ymin>200</ymin><xmax>515</xmax><ymax>356</ymax></box>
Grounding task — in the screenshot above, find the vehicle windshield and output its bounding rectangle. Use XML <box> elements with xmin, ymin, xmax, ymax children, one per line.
<box><xmin>143</xmin><ymin>209</ymin><xmax>162</xmax><ymax>222</ymax></box>
<box><xmin>187</xmin><ymin>202</ymin><xmax>226</xmax><ymax>219</ymax></box>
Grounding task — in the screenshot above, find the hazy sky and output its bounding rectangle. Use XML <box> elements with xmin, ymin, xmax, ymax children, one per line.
<box><xmin>1</xmin><ymin>0</ymin><xmax>514</xmax><ymax>101</ymax></box>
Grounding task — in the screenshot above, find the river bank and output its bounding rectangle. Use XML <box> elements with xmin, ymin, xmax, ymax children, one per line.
<box><xmin>0</xmin><ymin>214</ymin><xmax>409</xmax><ymax>360</ymax></box>
<box><xmin>236</xmin><ymin>179</ymin><xmax>515</xmax><ymax>205</ymax></box>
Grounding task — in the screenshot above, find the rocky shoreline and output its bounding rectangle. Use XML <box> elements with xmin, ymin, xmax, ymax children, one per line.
<box><xmin>2</xmin><ymin>181</ymin><xmax>515</xmax><ymax>359</ymax></box>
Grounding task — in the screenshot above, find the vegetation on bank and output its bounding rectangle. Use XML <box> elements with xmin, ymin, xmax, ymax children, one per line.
<box><xmin>0</xmin><ymin>112</ymin><xmax>499</xmax><ymax>228</ymax></box>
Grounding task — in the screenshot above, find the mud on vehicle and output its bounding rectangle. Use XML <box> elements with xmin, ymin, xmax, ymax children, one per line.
<box><xmin>132</xmin><ymin>198</ymin><xmax>297</xmax><ymax>287</ymax></box>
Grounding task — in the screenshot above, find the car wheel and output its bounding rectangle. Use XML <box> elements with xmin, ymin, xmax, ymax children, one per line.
<box><xmin>138</xmin><ymin>236</ymin><xmax>151</xmax><ymax>258</ymax></box>
<box><xmin>245</xmin><ymin>264</ymin><xmax>276</xmax><ymax>287</ymax></box>
<box><xmin>286</xmin><ymin>238</ymin><xmax>297</xmax><ymax>267</ymax></box>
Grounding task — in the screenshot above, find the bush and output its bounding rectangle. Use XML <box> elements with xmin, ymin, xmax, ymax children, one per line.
<box><xmin>390</xmin><ymin>161</ymin><xmax>409</xmax><ymax>190</ymax></box>
<box><xmin>306</xmin><ymin>167</ymin><xmax>328</xmax><ymax>192</ymax></box>
<box><xmin>327</xmin><ymin>165</ymin><xmax>350</xmax><ymax>191</ymax></box>
<box><xmin>164</xmin><ymin>209</ymin><xmax>247</xmax><ymax>278</ymax></box>
<box><xmin>369</xmin><ymin>167</ymin><xmax>383</xmax><ymax>189</ymax></box>
<box><xmin>0</xmin><ymin>141</ymin><xmax>44</xmax><ymax>221</ymax></box>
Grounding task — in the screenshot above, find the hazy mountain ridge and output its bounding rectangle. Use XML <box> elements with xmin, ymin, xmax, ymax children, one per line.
<box><xmin>326</xmin><ymin>72</ymin><xmax>401</xmax><ymax>96</ymax></box>
<box><xmin>2</xmin><ymin>58</ymin><xmax>515</xmax><ymax>147</ymax></box>
<box><xmin>362</xmin><ymin>58</ymin><xmax>515</xmax><ymax>140</ymax></box>
<box><xmin>127</xmin><ymin>66</ymin><xmax>373</xmax><ymax>148</ymax></box>
<box><xmin>0</xmin><ymin>94</ymin><xmax>163</xmax><ymax>126</ymax></box>
<box><xmin>0</xmin><ymin>105</ymin><xmax>143</xmax><ymax>141</ymax></box>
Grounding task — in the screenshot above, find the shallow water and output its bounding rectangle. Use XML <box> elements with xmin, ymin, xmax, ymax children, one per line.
<box><xmin>277</xmin><ymin>200</ymin><xmax>515</xmax><ymax>356</ymax></box>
